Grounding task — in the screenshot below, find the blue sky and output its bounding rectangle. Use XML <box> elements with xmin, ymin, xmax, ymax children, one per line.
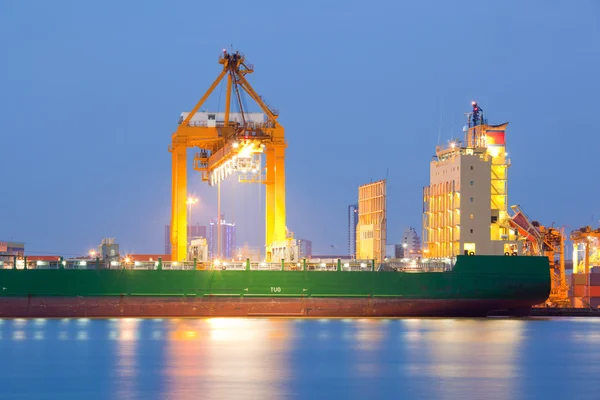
<box><xmin>0</xmin><ymin>0</ymin><xmax>599</xmax><ymax>257</ymax></box>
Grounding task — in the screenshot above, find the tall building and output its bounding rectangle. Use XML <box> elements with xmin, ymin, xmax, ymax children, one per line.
<box><xmin>348</xmin><ymin>203</ymin><xmax>358</xmax><ymax>257</ymax></box>
<box><xmin>401</xmin><ymin>227</ymin><xmax>421</xmax><ymax>258</ymax></box>
<box><xmin>208</xmin><ymin>215</ymin><xmax>236</xmax><ymax>260</ymax></box>
<box><xmin>164</xmin><ymin>224</ymin><xmax>207</xmax><ymax>255</ymax></box>
<box><xmin>164</xmin><ymin>225</ymin><xmax>170</xmax><ymax>255</ymax></box>
<box><xmin>297</xmin><ymin>238</ymin><xmax>313</xmax><ymax>259</ymax></box>
<box><xmin>356</xmin><ymin>180</ymin><xmax>387</xmax><ymax>263</ymax></box>
<box><xmin>422</xmin><ymin>102</ymin><xmax>518</xmax><ymax>258</ymax></box>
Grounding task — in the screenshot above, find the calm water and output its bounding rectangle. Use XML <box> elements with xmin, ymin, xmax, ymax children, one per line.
<box><xmin>1</xmin><ymin>317</ymin><xmax>600</xmax><ymax>399</ymax></box>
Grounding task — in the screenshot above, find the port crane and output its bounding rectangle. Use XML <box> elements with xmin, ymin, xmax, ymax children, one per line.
<box><xmin>570</xmin><ymin>226</ymin><xmax>600</xmax><ymax>274</ymax></box>
<box><xmin>169</xmin><ymin>50</ymin><xmax>289</xmax><ymax>262</ymax></box>
<box><xmin>508</xmin><ymin>205</ymin><xmax>569</xmax><ymax>307</ymax></box>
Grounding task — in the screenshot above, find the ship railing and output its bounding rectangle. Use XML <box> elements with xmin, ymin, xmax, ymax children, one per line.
<box><xmin>3</xmin><ymin>259</ymin><xmax>451</xmax><ymax>272</ymax></box>
<box><xmin>3</xmin><ymin>260</ymin><xmax>99</xmax><ymax>270</ymax></box>
<box><xmin>307</xmin><ymin>263</ymin><xmax>341</xmax><ymax>271</ymax></box>
<box><xmin>161</xmin><ymin>261</ymin><xmax>196</xmax><ymax>270</ymax></box>
<box><xmin>211</xmin><ymin>262</ymin><xmax>246</xmax><ymax>270</ymax></box>
<box><xmin>249</xmin><ymin>262</ymin><xmax>290</xmax><ymax>271</ymax></box>
<box><xmin>384</xmin><ymin>260</ymin><xmax>454</xmax><ymax>272</ymax></box>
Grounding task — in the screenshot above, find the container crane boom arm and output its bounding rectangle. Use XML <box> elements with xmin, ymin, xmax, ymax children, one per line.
<box><xmin>236</xmin><ymin>74</ymin><xmax>279</xmax><ymax>124</ymax></box>
<box><xmin>180</xmin><ymin>69</ymin><xmax>227</xmax><ymax>127</ymax></box>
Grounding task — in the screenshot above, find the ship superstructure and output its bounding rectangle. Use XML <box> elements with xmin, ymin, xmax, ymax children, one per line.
<box><xmin>423</xmin><ymin>102</ymin><xmax>519</xmax><ymax>258</ymax></box>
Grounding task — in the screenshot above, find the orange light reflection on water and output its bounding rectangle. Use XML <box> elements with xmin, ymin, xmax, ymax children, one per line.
<box><xmin>164</xmin><ymin>318</ymin><xmax>291</xmax><ymax>400</ymax></box>
<box><xmin>115</xmin><ymin>318</ymin><xmax>139</xmax><ymax>400</ymax></box>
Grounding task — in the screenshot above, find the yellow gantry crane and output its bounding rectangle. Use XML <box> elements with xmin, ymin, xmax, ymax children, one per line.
<box><xmin>169</xmin><ymin>50</ymin><xmax>288</xmax><ymax>262</ymax></box>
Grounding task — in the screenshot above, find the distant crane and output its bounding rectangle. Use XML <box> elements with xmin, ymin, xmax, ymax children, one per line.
<box><xmin>508</xmin><ymin>205</ymin><xmax>569</xmax><ymax>306</ymax></box>
<box><xmin>169</xmin><ymin>50</ymin><xmax>289</xmax><ymax>262</ymax></box>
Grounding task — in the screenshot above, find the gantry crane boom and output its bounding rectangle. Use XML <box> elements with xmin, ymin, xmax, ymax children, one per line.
<box><xmin>169</xmin><ymin>50</ymin><xmax>288</xmax><ymax>262</ymax></box>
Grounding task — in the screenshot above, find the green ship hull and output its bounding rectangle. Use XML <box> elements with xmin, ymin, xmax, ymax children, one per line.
<box><xmin>0</xmin><ymin>255</ymin><xmax>550</xmax><ymax>318</ymax></box>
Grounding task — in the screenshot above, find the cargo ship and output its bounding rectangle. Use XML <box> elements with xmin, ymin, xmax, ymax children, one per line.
<box><xmin>0</xmin><ymin>101</ymin><xmax>550</xmax><ymax>318</ymax></box>
<box><xmin>0</xmin><ymin>255</ymin><xmax>549</xmax><ymax>318</ymax></box>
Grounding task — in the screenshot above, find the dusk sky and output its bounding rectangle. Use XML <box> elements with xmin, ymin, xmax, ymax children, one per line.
<box><xmin>1</xmin><ymin>1</ymin><xmax>599</xmax><ymax>257</ymax></box>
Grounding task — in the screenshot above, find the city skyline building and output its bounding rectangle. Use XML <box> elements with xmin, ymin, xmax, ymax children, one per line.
<box><xmin>164</xmin><ymin>223</ymin><xmax>207</xmax><ymax>255</ymax></box>
<box><xmin>297</xmin><ymin>238</ymin><xmax>313</xmax><ymax>259</ymax></box>
<box><xmin>348</xmin><ymin>203</ymin><xmax>358</xmax><ymax>257</ymax></box>
<box><xmin>208</xmin><ymin>215</ymin><xmax>236</xmax><ymax>260</ymax></box>
<box><xmin>401</xmin><ymin>226</ymin><xmax>421</xmax><ymax>259</ymax></box>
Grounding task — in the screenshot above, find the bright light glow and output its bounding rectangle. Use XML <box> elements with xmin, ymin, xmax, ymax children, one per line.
<box><xmin>208</xmin><ymin>145</ymin><xmax>262</xmax><ymax>186</ymax></box>
<box><xmin>320</xmin><ymin>263</ymin><xmax>326</xmax><ymax>267</ymax></box>
<box><xmin>124</xmin><ymin>257</ymin><xmax>131</xmax><ymax>263</ymax></box>
<box><xmin>232</xmin><ymin>142</ymin><xmax>239</xmax><ymax>148</ymax></box>
<box><xmin>343</xmin><ymin>263</ymin><xmax>350</xmax><ymax>268</ymax></box>
<box><xmin>186</xmin><ymin>196</ymin><xmax>198</xmax><ymax>205</ymax></box>
<box><xmin>214</xmin><ymin>260</ymin><xmax>221</xmax><ymax>266</ymax></box>
<box><xmin>89</xmin><ymin>250</ymin><xmax>96</xmax><ymax>257</ymax></box>
<box><xmin>488</xmin><ymin>147</ymin><xmax>500</xmax><ymax>157</ymax></box>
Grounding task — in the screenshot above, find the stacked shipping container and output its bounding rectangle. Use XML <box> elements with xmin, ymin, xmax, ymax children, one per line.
<box><xmin>571</xmin><ymin>270</ymin><xmax>600</xmax><ymax>308</ymax></box>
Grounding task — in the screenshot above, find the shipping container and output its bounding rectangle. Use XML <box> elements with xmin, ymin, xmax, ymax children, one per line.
<box><xmin>590</xmin><ymin>273</ymin><xmax>600</xmax><ymax>286</ymax></box>
<box><xmin>589</xmin><ymin>297</ymin><xmax>600</xmax><ymax>309</ymax></box>
<box><xmin>572</xmin><ymin>273</ymin><xmax>587</xmax><ymax>285</ymax></box>
<box><xmin>573</xmin><ymin>297</ymin><xmax>585</xmax><ymax>308</ymax></box>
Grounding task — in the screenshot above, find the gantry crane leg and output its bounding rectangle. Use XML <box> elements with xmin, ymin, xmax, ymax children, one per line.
<box><xmin>264</xmin><ymin>140</ymin><xmax>287</xmax><ymax>261</ymax></box>
<box><xmin>171</xmin><ymin>145</ymin><xmax>188</xmax><ymax>261</ymax></box>
<box><xmin>273</xmin><ymin>144</ymin><xmax>287</xmax><ymax>243</ymax></box>
<box><xmin>265</xmin><ymin>146</ymin><xmax>275</xmax><ymax>261</ymax></box>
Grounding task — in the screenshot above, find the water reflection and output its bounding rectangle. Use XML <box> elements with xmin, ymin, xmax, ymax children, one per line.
<box><xmin>164</xmin><ymin>318</ymin><xmax>291</xmax><ymax>400</ymax></box>
<box><xmin>115</xmin><ymin>318</ymin><xmax>139</xmax><ymax>400</ymax></box>
<box><xmin>402</xmin><ymin>319</ymin><xmax>524</xmax><ymax>400</ymax></box>
<box><xmin>1</xmin><ymin>317</ymin><xmax>600</xmax><ymax>400</ymax></box>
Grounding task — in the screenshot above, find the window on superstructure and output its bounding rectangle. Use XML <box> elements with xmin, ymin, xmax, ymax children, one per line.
<box><xmin>470</xmin><ymin>197</ymin><xmax>474</xmax><ymax>202</ymax></box>
<box><xmin>470</xmin><ymin>180</ymin><xmax>474</xmax><ymax>185</ymax></box>
<box><xmin>470</xmin><ymin>166</ymin><xmax>474</xmax><ymax>170</ymax></box>
<box><xmin>470</xmin><ymin>229</ymin><xmax>473</xmax><ymax>233</ymax></box>
<box><xmin>470</xmin><ymin>214</ymin><xmax>474</xmax><ymax>219</ymax></box>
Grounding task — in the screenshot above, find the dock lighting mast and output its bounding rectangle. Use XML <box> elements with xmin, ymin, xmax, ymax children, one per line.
<box><xmin>169</xmin><ymin>50</ymin><xmax>288</xmax><ymax>262</ymax></box>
